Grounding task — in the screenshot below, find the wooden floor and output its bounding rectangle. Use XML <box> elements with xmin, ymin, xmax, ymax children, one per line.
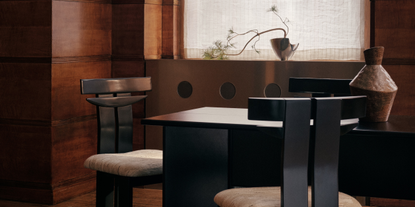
<box><xmin>0</xmin><ymin>188</ymin><xmax>162</xmax><ymax>207</ymax></box>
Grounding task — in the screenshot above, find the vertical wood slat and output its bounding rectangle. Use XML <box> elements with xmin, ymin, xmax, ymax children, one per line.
<box><xmin>371</xmin><ymin>0</ymin><xmax>415</xmax><ymax>116</ymax></box>
<box><xmin>51</xmin><ymin>1</ymin><xmax>112</xmax><ymax>205</ymax></box>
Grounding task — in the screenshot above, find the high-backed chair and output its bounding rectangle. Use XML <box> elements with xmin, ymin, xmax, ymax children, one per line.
<box><xmin>289</xmin><ymin>77</ymin><xmax>352</xmax><ymax>97</ymax></box>
<box><xmin>80</xmin><ymin>77</ymin><xmax>162</xmax><ymax>207</ymax></box>
<box><xmin>214</xmin><ymin>96</ymin><xmax>366</xmax><ymax>207</ymax></box>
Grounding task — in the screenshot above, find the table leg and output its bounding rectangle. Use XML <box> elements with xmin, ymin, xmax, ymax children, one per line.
<box><xmin>163</xmin><ymin>126</ymin><xmax>229</xmax><ymax>207</ymax></box>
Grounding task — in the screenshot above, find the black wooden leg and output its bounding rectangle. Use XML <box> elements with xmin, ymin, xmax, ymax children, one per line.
<box><xmin>163</xmin><ymin>126</ymin><xmax>229</xmax><ymax>207</ymax></box>
<box><xmin>96</xmin><ymin>171</ymin><xmax>115</xmax><ymax>207</ymax></box>
<box><xmin>115</xmin><ymin>176</ymin><xmax>133</xmax><ymax>207</ymax></box>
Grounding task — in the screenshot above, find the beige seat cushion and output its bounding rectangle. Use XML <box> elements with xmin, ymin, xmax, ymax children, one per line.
<box><xmin>84</xmin><ymin>149</ymin><xmax>162</xmax><ymax>177</ymax></box>
<box><xmin>214</xmin><ymin>186</ymin><xmax>362</xmax><ymax>207</ymax></box>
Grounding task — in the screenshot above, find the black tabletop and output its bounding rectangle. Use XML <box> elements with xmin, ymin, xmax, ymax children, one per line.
<box><xmin>143</xmin><ymin>107</ymin><xmax>360</xmax><ymax>131</ymax></box>
<box><xmin>353</xmin><ymin>115</ymin><xmax>415</xmax><ymax>136</ymax></box>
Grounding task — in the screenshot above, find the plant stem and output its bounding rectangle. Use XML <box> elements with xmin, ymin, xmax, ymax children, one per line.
<box><xmin>271</xmin><ymin>10</ymin><xmax>289</xmax><ymax>36</ymax></box>
<box><xmin>225</xmin><ymin>28</ymin><xmax>287</xmax><ymax>56</ymax></box>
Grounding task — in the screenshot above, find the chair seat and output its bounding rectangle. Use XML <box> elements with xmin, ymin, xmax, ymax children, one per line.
<box><xmin>214</xmin><ymin>186</ymin><xmax>362</xmax><ymax>207</ymax></box>
<box><xmin>84</xmin><ymin>149</ymin><xmax>163</xmax><ymax>177</ymax></box>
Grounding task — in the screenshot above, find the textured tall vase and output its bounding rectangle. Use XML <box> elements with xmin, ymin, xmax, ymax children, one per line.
<box><xmin>349</xmin><ymin>46</ymin><xmax>398</xmax><ymax>122</ymax></box>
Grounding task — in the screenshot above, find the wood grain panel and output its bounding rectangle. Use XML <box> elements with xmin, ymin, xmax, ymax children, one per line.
<box><xmin>112</xmin><ymin>4</ymin><xmax>145</xmax><ymax>57</ymax></box>
<box><xmin>161</xmin><ymin>0</ymin><xmax>180</xmax><ymax>59</ymax></box>
<box><xmin>111</xmin><ymin>60</ymin><xmax>145</xmax><ymax>78</ymax></box>
<box><xmin>374</xmin><ymin>1</ymin><xmax>415</xmax><ymax>59</ymax></box>
<box><xmin>0</xmin><ymin>63</ymin><xmax>51</xmax><ymax>120</ymax></box>
<box><xmin>386</xmin><ymin>65</ymin><xmax>415</xmax><ymax>116</ymax></box>
<box><xmin>144</xmin><ymin>3</ymin><xmax>162</xmax><ymax>59</ymax></box>
<box><xmin>51</xmin><ymin>119</ymin><xmax>96</xmax><ymax>185</ymax></box>
<box><xmin>51</xmin><ymin>61</ymin><xmax>111</xmax><ymax>121</ymax></box>
<box><xmin>53</xmin><ymin>0</ymin><xmax>111</xmax><ymax>3</ymax></box>
<box><xmin>0</xmin><ymin>124</ymin><xmax>51</xmax><ymax>183</ymax></box>
<box><xmin>112</xmin><ymin>0</ymin><xmax>145</xmax><ymax>4</ymax></box>
<box><xmin>52</xmin><ymin>1</ymin><xmax>111</xmax><ymax>57</ymax></box>
<box><xmin>162</xmin><ymin>4</ymin><xmax>174</xmax><ymax>58</ymax></box>
<box><xmin>0</xmin><ymin>174</ymin><xmax>95</xmax><ymax>205</ymax></box>
<box><xmin>173</xmin><ymin>3</ymin><xmax>181</xmax><ymax>59</ymax></box>
<box><xmin>0</xmin><ymin>1</ymin><xmax>51</xmax><ymax>57</ymax></box>
<box><xmin>0</xmin><ymin>183</ymin><xmax>53</xmax><ymax>204</ymax></box>
<box><xmin>375</xmin><ymin>28</ymin><xmax>415</xmax><ymax>60</ymax></box>
<box><xmin>52</xmin><ymin>176</ymin><xmax>95</xmax><ymax>204</ymax></box>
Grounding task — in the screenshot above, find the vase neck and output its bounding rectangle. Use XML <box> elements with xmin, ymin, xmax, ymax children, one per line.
<box><xmin>364</xmin><ymin>46</ymin><xmax>384</xmax><ymax>65</ymax></box>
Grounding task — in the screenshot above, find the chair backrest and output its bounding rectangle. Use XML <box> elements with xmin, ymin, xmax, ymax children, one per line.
<box><xmin>81</xmin><ymin>77</ymin><xmax>152</xmax><ymax>154</ymax></box>
<box><xmin>311</xmin><ymin>96</ymin><xmax>366</xmax><ymax>207</ymax></box>
<box><xmin>248</xmin><ymin>96</ymin><xmax>366</xmax><ymax>207</ymax></box>
<box><xmin>289</xmin><ymin>77</ymin><xmax>352</xmax><ymax>97</ymax></box>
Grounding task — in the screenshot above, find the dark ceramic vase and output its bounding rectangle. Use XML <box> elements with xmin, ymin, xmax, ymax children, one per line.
<box><xmin>349</xmin><ymin>46</ymin><xmax>398</xmax><ymax>122</ymax></box>
<box><xmin>270</xmin><ymin>38</ymin><xmax>299</xmax><ymax>61</ymax></box>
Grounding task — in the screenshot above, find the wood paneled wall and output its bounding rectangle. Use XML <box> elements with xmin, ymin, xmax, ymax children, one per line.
<box><xmin>371</xmin><ymin>0</ymin><xmax>415</xmax><ymax>116</ymax></box>
<box><xmin>1</xmin><ymin>0</ymin><xmax>178</xmax><ymax>204</ymax></box>
<box><xmin>0</xmin><ymin>0</ymin><xmax>111</xmax><ymax>204</ymax></box>
<box><xmin>1</xmin><ymin>0</ymin><xmax>53</xmax><ymax>204</ymax></box>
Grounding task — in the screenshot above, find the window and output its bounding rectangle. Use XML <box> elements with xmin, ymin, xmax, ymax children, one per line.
<box><xmin>183</xmin><ymin>0</ymin><xmax>367</xmax><ymax>61</ymax></box>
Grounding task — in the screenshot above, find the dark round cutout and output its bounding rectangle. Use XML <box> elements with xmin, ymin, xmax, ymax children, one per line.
<box><xmin>177</xmin><ymin>81</ymin><xmax>193</xmax><ymax>98</ymax></box>
<box><xmin>220</xmin><ymin>82</ymin><xmax>236</xmax><ymax>100</ymax></box>
<box><xmin>264</xmin><ymin>83</ymin><xmax>282</xmax><ymax>97</ymax></box>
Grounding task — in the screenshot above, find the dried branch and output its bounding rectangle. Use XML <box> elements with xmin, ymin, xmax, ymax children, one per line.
<box><xmin>203</xmin><ymin>5</ymin><xmax>290</xmax><ymax>59</ymax></box>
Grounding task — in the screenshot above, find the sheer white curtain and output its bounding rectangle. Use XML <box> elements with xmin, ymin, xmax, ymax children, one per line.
<box><xmin>184</xmin><ymin>0</ymin><xmax>366</xmax><ymax>61</ymax></box>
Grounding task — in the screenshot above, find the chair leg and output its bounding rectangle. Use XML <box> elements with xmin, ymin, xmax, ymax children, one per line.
<box><xmin>96</xmin><ymin>171</ymin><xmax>115</xmax><ymax>207</ymax></box>
<box><xmin>115</xmin><ymin>176</ymin><xmax>133</xmax><ymax>207</ymax></box>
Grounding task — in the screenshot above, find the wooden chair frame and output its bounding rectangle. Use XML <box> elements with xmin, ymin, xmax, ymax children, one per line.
<box><xmin>246</xmin><ymin>95</ymin><xmax>366</xmax><ymax>207</ymax></box>
<box><xmin>81</xmin><ymin>77</ymin><xmax>162</xmax><ymax>207</ymax></box>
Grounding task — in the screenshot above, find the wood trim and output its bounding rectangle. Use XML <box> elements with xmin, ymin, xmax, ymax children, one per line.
<box><xmin>112</xmin><ymin>0</ymin><xmax>163</xmax><ymax>4</ymax></box>
<box><xmin>52</xmin><ymin>0</ymin><xmax>111</xmax><ymax>3</ymax></box>
<box><xmin>162</xmin><ymin>0</ymin><xmax>179</xmax><ymax>5</ymax></box>
<box><xmin>0</xmin><ymin>56</ymin><xmax>111</xmax><ymax>64</ymax></box>
<box><xmin>112</xmin><ymin>0</ymin><xmax>145</xmax><ymax>4</ymax></box>
<box><xmin>112</xmin><ymin>55</ymin><xmax>145</xmax><ymax>61</ymax></box>
<box><xmin>0</xmin><ymin>57</ymin><xmax>51</xmax><ymax>63</ymax></box>
<box><xmin>0</xmin><ymin>115</ymin><xmax>96</xmax><ymax>127</ymax></box>
<box><xmin>145</xmin><ymin>0</ymin><xmax>163</xmax><ymax>4</ymax></box>
<box><xmin>51</xmin><ymin>55</ymin><xmax>111</xmax><ymax>64</ymax></box>
<box><xmin>0</xmin><ymin>119</ymin><xmax>51</xmax><ymax>126</ymax></box>
<box><xmin>145</xmin><ymin>55</ymin><xmax>162</xmax><ymax>60</ymax></box>
<box><xmin>383</xmin><ymin>58</ymin><xmax>415</xmax><ymax>65</ymax></box>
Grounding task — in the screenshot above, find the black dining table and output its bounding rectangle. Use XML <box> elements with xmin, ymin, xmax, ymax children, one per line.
<box><xmin>142</xmin><ymin>107</ymin><xmax>415</xmax><ymax>207</ymax></box>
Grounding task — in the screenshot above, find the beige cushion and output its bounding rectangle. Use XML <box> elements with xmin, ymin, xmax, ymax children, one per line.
<box><xmin>84</xmin><ymin>149</ymin><xmax>162</xmax><ymax>177</ymax></box>
<box><xmin>214</xmin><ymin>186</ymin><xmax>362</xmax><ymax>207</ymax></box>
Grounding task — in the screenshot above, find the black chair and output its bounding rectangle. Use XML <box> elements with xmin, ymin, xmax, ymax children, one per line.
<box><xmin>214</xmin><ymin>95</ymin><xmax>366</xmax><ymax>207</ymax></box>
<box><xmin>80</xmin><ymin>77</ymin><xmax>162</xmax><ymax>207</ymax></box>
